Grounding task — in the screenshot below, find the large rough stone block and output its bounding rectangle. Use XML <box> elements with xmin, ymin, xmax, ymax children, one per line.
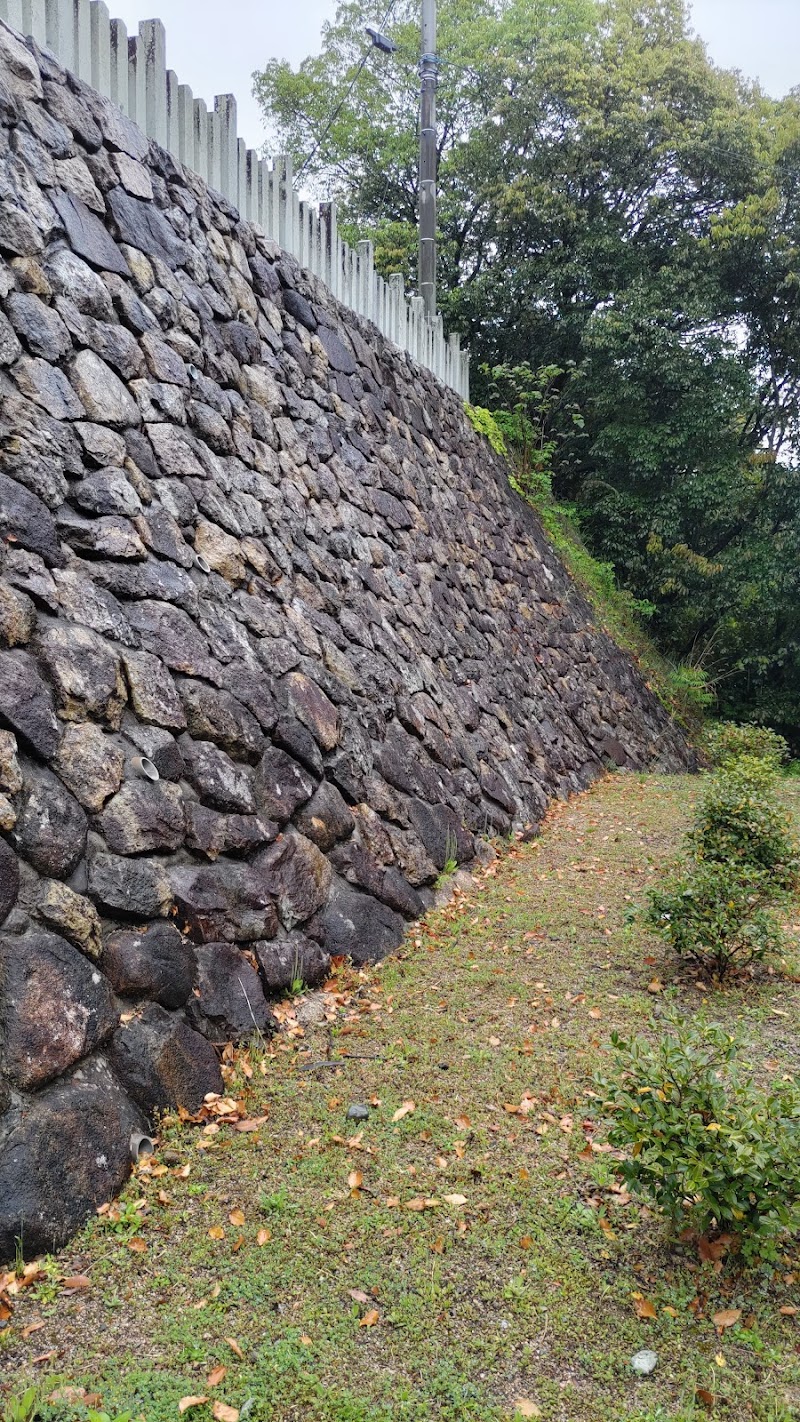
<box><xmin>0</xmin><ymin>648</ymin><xmax>61</xmax><ymax>759</ymax></box>
<box><xmin>187</xmin><ymin>941</ymin><xmax>273</xmax><ymax>1042</ymax></box>
<box><xmin>253</xmin><ymin>832</ymin><xmax>333</xmax><ymax>931</ymax></box>
<box><xmin>99</xmin><ymin>780</ymin><xmax>185</xmax><ymax>855</ymax></box>
<box><xmin>318</xmin><ymin>877</ymin><xmax>405</xmax><ymax>965</ymax></box>
<box><xmin>108</xmin><ymin>1003</ymin><xmax>223</xmax><ymax>1115</ymax></box>
<box><xmin>254</xmin><ymin>746</ymin><xmax>316</xmax><ymax>823</ymax></box>
<box><xmin>54</xmin><ymin>722</ymin><xmax>125</xmax><ymax>811</ymax></box>
<box><xmin>12</xmin><ymin>762</ymin><xmax>87</xmax><ymax>878</ymax></box>
<box><xmin>37</xmin><ymin>622</ymin><xmax>127</xmax><ymax>727</ymax></box>
<box><xmin>102</xmin><ymin>922</ymin><xmax>196</xmax><ymax>1009</ymax></box>
<box><xmin>0</xmin><ymin>840</ymin><xmax>20</xmax><ymax>928</ymax></box>
<box><xmin>0</xmin><ymin>929</ymin><xmax>118</xmax><ymax>1090</ymax></box>
<box><xmin>255</xmin><ymin>933</ymin><xmax>331</xmax><ymax>995</ymax></box>
<box><xmin>88</xmin><ymin>852</ymin><xmax>173</xmax><ymax>918</ymax></box>
<box><xmin>0</xmin><ymin>1056</ymin><xmax>145</xmax><ymax>1262</ymax></box>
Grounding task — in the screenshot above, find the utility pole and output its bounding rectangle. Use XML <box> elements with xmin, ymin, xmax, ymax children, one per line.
<box><xmin>418</xmin><ymin>0</ymin><xmax>437</xmax><ymax>319</ymax></box>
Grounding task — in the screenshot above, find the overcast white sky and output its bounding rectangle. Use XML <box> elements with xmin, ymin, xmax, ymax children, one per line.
<box><xmin>110</xmin><ymin>0</ymin><xmax>800</xmax><ymax>152</ymax></box>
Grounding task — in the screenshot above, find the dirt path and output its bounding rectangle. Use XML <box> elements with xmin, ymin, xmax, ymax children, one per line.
<box><xmin>1</xmin><ymin>773</ymin><xmax>798</xmax><ymax>1422</ymax></box>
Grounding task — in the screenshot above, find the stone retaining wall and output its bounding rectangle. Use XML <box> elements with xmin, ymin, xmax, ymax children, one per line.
<box><xmin>0</xmin><ymin>21</ymin><xmax>692</xmax><ymax>1260</ymax></box>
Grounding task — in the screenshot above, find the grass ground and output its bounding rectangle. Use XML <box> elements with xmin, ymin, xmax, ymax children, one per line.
<box><xmin>1</xmin><ymin>773</ymin><xmax>799</xmax><ymax>1422</ymax></box>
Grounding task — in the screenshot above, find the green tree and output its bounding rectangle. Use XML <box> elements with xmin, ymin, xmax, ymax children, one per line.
<box><xmin>254</xmin><ymin>0</ymin><xmax>800</xmax><ymax>736</ymax></box>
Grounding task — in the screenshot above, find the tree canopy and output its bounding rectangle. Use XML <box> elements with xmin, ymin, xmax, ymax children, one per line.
<box><xmin>254</xmin><ymin>0</ymin><xmax>800</xmax><ymax>738</ymax></box>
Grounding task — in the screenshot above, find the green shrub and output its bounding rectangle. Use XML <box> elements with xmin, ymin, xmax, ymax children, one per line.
<box><xmin>464</xmin><ymin>404</ymin><xmax>508</xmax><ymax>456</ymax></box>
<box><xmin>646</xmin><ymin>860</ymin><xmax>786</xmax><ymax>978</ymax></box>
<box><xmin>596</xmin><ymin>1015</ymin><xmax>800</xmax><ymax>1262</ymax></box>
<box><xmin>688</xmin><ymin>762</ymin><xmax>800</xmax><ymax>891</ymax></box>
<box><xmin>701</xmin><ymin>721</ymin><xmax>789</xmax><ymax>773</ymax></box>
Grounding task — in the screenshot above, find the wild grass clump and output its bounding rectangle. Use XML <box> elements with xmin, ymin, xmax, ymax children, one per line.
<box><xmin>598</xmin><ymin>1015</ymin><xmax>800</xmax><ymax>1263</ymax></box>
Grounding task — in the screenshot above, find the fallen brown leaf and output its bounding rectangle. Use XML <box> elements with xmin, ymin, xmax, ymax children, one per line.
<box><xmin>634</xmin><ymin>1295</ymin><xmax>658</xmax><ymax>1320</ymax></box>
<box><xmin>359</xmin><ymin>1308</ymin><xmax>380</xmax><ymax>1327</ymax></box>
<box><xmin>225</xmin><ymin>1337</ymin><xmax>245</xmax><ymax>1360</ymax></box>
<box><xmin>392</xmin><ymin>1101</ymin><xmax>415</xmax><ymax>1122</ymax></box>
<box><xmin>228</xmin><ymin>1209</ymin><xmax>245</xmax><ymax>1228</ymax></box>
<box><xmin>61</xmin><ymin>1276</ymin><xmax>91</xmax><ymax>1292</ymax></box>
<box><xmin>178</xmin><ymin>1398</ymin><xmax>208</xmax><ymax>1415</ymax></box>
<box><xmin>212</xmin><ymin>1404</ymin><xmax>239</xmax><ymax>1422</ymax></box>
<box><xmin>713</xmin><ymin>1308</ymin><xmax>742</xmax><ymax>1332</ymax></box>
<box><xmin>207</xmin><ymin>1366</ymin><xmax>227</xmax><ymax>1387</ymax></box>
<box><xmin>256</xmin><ymin>1229</ymin><xmax>271</xmax><ymax>1246</ymax></box>
<box><xmin>348</xmin><ymin>1289</ymin><xmax>370</xmax><ymax>1304</ymax></box>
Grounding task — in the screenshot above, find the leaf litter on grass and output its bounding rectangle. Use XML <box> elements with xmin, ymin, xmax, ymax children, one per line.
<box><xmin>0</xmin><ymin>775</ymin><xmax>799</xmax><ymax>1421</ymax></box>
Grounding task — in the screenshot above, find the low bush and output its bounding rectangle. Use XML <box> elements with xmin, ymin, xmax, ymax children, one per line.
<box><xmin>646</xmin><ymin>860</ymin><xmax>786</xmax><ymax>978</ymax></box>
<box><xmin>597</xmin><ymin>1015</ymin><xmax>800</xmax><ymax>1262</ymax></box>
<box><xmin>701</xmin><ymin>721</ymin><xmax>789</xmax><ymax>773</ymax></box>
<box><xmin>688</xmin><ymin>761</ymin><xmax>800</xmax><ymax>891</ymax></box>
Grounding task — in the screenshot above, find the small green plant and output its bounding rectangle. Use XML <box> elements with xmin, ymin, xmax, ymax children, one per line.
<box><xmin>646</xmin><ymin>860</ymin><xmax>786</xmax><ymax>978</ymax></box>
<box><xmin>434</xmin><ymin>828</ymin><xmax>459</xmax><ymax>888</ymax></box>
<box><xmin>2</xmin><ymin>1391</ymin><xmax>38</xmax><ymax>1422</ymax></box>
<box><xmin>701</xmin><ymin>721</ymin><xmax>789</xmax><ymax>773</ymax></box>
<box><xmin>688</xmin><ymin>762</ymin><xmax>799</xmax><ymax>890</ymax></box>
<box><xmin>464</xmin><ymin>403</ymin><xmax>507</xmax><ymax>456</ymax></box>
<box><xmin>258</xmin><ymin>1186</ymin><xmax>297</xmax><ymax>1216</ymax></box>
<box><xmin>597</xmin><ymin>1015</ymin><xmax>800</xmax><ymax>1262</ymax></box>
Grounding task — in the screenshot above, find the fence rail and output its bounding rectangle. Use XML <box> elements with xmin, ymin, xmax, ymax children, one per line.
<box><xmin>0</xmin><ymin>0</ymin><xmax>469</xmax><ymax>397</ymax></box>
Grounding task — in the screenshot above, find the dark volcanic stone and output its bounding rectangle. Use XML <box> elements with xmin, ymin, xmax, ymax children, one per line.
<box><xmin>177</xmin><ymin>680</ymin><xmax>264</xmax><ymax>759</ymax></box>
<box><xmin>252</xmin><ymin>832</ymin><xmax>333</xmax><ymax>930</ymax></box>
<box><xmin>0</xmin><ymin>840</ymin><xmax>20</xmax><ymax>927</ymax></box>
<box><xmin>185</xmin><ymin>803</ymin><xmax>277</xmax><ymax>860</ymax></box>
<box><xmin>254</xmin><ymin>746</ymin><xmax>316</xmax><ymax>823</ymax></box>
<box><xmin>254</xmin><ymin>933</ymin><xmax>330</xmax><ymax>995</ymax></box>
<box><xmin>102</xmin><ymin>922</ymin><xmax>195</xmax><ymax>1008</ymax></box>
<box><xmin>181</xmin><ymin>738</ymin><xmax>256</xmax><ymax>813</ymax></box>
<box><xmin>283</xmin><ymin>288</ymin><xmax>317</xmax><ymax>330</ymax></box>
<box><xmin>406</xmin><ymin>799</ymin><xmax>474</xmax><ymax>871</ymax></box>
<box><xmin>88</xmin><ymin>852</ymin><xmax>173</xmax><ymax>918</ymax></box>
<box><xmin>108</xmin><ymin>1002</ymin><xmax>223</xmax><ymax>1115</ymax></box>
<box><xmin>0</xmin><ymin>649</ymin><xmax>61</xmax><ymax>758</ymax></box>
<box><xmin>99</xmin><ymin>781</ymin><xmax>185</xmax><ymax>855</ymax></box>
<box><xmin>295</xmin><ymin>781</ymin><xmax>355</xmax><ymax>852</ymax></box>
<box><xmin>50</xmin><ymin>188</ymin><xmax>131</xmax><ymax>276</ymax></box>
<box><xmin>0</xmin><ymin>929</ymin><xmax>118</xmax><ymax>1089</ymax></box>
<box><xmin>187</xmin><ymin>941</ymin><xmax>273</xmax><ymax>1042</ymax></box>
<box><xmin>108</xmin><ymin>186</ymin><xmax>185</xmax><ymax>269</ymax></box>
<box><xmin>12</xmin><ymin>762</ymin><xmax>87</xmax><ymax>878</ymax></box>
<box><xmin>318</xmin><ymin>876</ymin><xmax>405</xmax><ymax>965</ymax></box>
<box><xmin>5</xmin><ymin>292</ymin><xmax>71</xmax><ymax>362</ymax></box>
<box><xmin>170</xmin><ymin>861</ymin><xmax>279</xmax><ymax>945</ymax></box>
<box><xmin>317</xmin><ymin>325</ymin><xmax>357</xmax><ymax>375</ymax></box>
<box><xmin>0</xmin><ymin>1056</ymin><xmax>145</xmax><ymax>1262</ymax></box>
<box><xmin>0</xmin><ymin>472</ymin><xmax>64</xmax><ymax>567</ymax></box>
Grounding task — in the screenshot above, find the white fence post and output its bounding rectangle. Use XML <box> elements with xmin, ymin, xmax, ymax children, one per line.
<box><xmin>141</xmin><ymin>18</ymin><xmax>166</xmax><ymax>147</ymax></box>
<box><xmin>89</xmin><ymin>0</ymin><xmax>110</xmax><ymax>97</ymax></box>
<box><xmin>0</xmin><ymin>0</ymin><xmax>468</xmax><ymax>395</ymax></box>
<box><xmin>45</xmin><ymin>0</ymin><xmax>75</xmax><ymax>71</ymax></box>
<box><xmin>74</xmin><ymin>0</ymin><xmax>91</xmax><ymax>82</ymax></box>
<box><xmin>215</xmin><ymin>95</ymin><xmax>237</xmax><ymax>206</ymax></box>
<box><xmin>108</xmin><ymin>15</ymin><xmax>127</xmax><ymax>111</ymax></box>
<box><xmin>193</xmin><ymin>96</ymin><xmax>209</xmax><ymax>184</ymax></box>
<box><xmin>22</xmin><ymin>0</ymin><xmax>47</xmax><ymax>43</ymax></box>
<box><xmin>127</xmin><ymin>26</ymin><xmax>146</xmax><ymax>127</ymax></box>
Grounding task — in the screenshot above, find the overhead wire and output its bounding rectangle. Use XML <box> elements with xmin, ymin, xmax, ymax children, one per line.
<box><xmin>296</xmin><ymin>0</ymin><xmax>403</xmax><ymax>182</ymax></box>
